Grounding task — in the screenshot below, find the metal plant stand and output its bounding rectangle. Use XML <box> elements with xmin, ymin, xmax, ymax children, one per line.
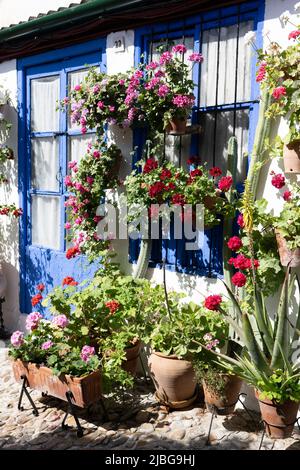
<box><xmin>259</xmin><ymin>418</ymin><xmax>300</xmax><ymax>450</ymax></box>
<box><xmin>17</xmin><ymin>375</ymin><xmax>39</xmax><ymax>416</ymax></box>
<box><xmin>61</xmin><ymin>391</ymin><xmax>84</xmax><ymax>438</ymax></box>
<box><xmin>206</xmin><ymin>393</ymin><xmax>258</xmax><ymax>446</ymax></box>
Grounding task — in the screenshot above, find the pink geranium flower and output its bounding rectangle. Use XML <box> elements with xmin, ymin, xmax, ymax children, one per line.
<box><xmin>272</xmin><ymin>86</ymin><xmax>286</xmax><ymax>100</ymax></box>
<box><xmin>80</xmin><ymin>345</ymin><xmax>95</xmax><ymax>362</ymax></box>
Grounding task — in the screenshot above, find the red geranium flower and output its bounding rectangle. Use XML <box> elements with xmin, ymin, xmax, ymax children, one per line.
<box><xmin>237</xmin><ymin>213</ymin><xmax>245</xmax><ymax>228</ymax></box>
<box><xmin>105</xmin><ymin>300</ymin><xmax>120</xmax><ymax>314</ymax></box>
<box><xmin>160</xmin><ymin>168</ymin><xmax>172</xmax><ymax>180</ymax></box>
<box><xmin>187</xmin><ymin>156</ymin><xmax>200</xmax><ymax>165</ymax></box>
<box><xmin>165</xmin><ymin>182</ymin><xmax>176</xmax><ymax>191</ymax></box>
<box><xmin>271</xmin><ymin>173</ymin><xmax>285</xmax><ymax>189</ymax></box>
<box><xmin>231</xmin><ymin>272</ymin><xmax>247</xmax><ymax>287</ymax></box>
<box><xmin>283</xmin><ymin>190</ymin><xmax>291</xmax><ymax>201</ymax></box>
<box><xmin>204</xmin><ymin>295</ymin><xmax>222</xmax><ymax>311</ymax></box>
<box><xmin>13</xmin><ymin>208</ymin><xmax>23</xmax><ymax>217</ymax></box>
<box><xmin>31</xmin><ymin>293</ymin><xmax>43</xmax><ymax>307</ymax></box>
<box><xmin>256</xmin><ymin>61</ymin><xmax>267</xmax><ymax>82</ymax></box>
<box><xmin>36</xmin><ymin>283</ymin><xmax>45</xmax><ymax>292</ymax></box>
<box><xmin>209</xmin><ymin>167</ymin><xmax>222</xmax><ymax>177</ymax></box>
<box><xmin>62</xmin><ymin>276</ymin><xmax>78</xmax><ymax>287</ymax></box>
<box><xmin>228</xmin><ymin>254</ymin><xmax>259</xmax><ymax>271</ymax></box>
<box><xmin>218</xmin><ymin>176</ymin><xmax>233</xmax><ymax>192</ymax></box>
<box><xmin>172</xmin><ymin>194</ymin><xmax>186</xmax><ymax>206</ymax></box>
<box><xmin>272</xmin><ymin>86</ymin><xmax>286</xmax><ymax>100</ymax></box>
<box><xmin>227</xmin><ymin>236</ymin><xmax>243</xmax><ymax>251</ymax></box>
<box><xmin>149</xmin><ymin>182</ymin><xmax>165</xmax><ymax>198</ymax></box>
<box><xmin>190</xmin><ymin>168</ymin><xmax>203</xmax><ymax>178</ymax></box>
<box><xmin>288</xmin><ymin>30</ymin><xmax>300</xmax><ymax>40</ymax></box>
<box><xmin>143</xmin><ymin>158</ymin><xmax>158</xmax><ymax>174</ymax></box>
<box><xmin>66</xmin><ymin>246</ymin><xmax>80</xmax><ymax>259</ymax></box>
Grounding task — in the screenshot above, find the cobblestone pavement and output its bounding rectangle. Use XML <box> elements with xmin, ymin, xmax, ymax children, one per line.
<box><xmin>1</xmin><ymin>347</ymin><xmax>300</xmax><ymax>450</ymax></box>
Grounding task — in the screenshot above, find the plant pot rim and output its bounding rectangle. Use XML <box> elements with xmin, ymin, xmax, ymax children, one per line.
<box><xmin>151</xmin><ymin>350</ymin><xmax>190</xmax><ymax>361</ymax></box>
<box><xmin>12</xmin><ymin>358</ymin><xmax>101</xmax><ymax>381</ymax></box>
<box><xmin>254</xmin><ymin>388</ymin><xmax>299</xmax><ymax>406</ymax></box>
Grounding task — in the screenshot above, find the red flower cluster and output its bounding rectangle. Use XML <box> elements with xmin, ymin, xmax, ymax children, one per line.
<box><xmin>172</xmin><ymin>194</ymin><xmax>186</xmax><ymax>206</ymax></box>
<box><xmin>218</xmin><ymin>176</ymin><xmax>232</xmax><ymax>192</ymax></box>
<box><xmin>237</xmin><ymin>213</ymin><xmax>245</xmax><ymax>228</ymax></box>
<box><xmin>227</xmin><ymin>236</ymin><xmax>243</xmax><ymax>251</ymax></box>
<box><xmin>283</xmin><ymin>190</ymin><xmax>291</xmax><ymax>201</ymax></box>
<box><xmin>149</xmin><ymin>181</ymin><xmax>165</xmax><ymax>198</ymax></box>
<box><xmin>187</xmin><ymin>156</ymin><xmax>200</xmax><ymax>165</ymax></box>
<box><xmin>160</xmin><ymin>168</ymin><xmax>172</xmax><ymax>180</ymax></box>
<box><xmin>31</xmin><ymin>293</ymin><xmax>43</xmax><ymax>307</ymax></box>
<box><xmin>271</xmin><ymin>172</ymin><xmax>285</xmax><ymax>189</ymax></box>
<box><xmin>13</xmin><ymin>209</ymin><xmax>23</xmax><ymax>217</ymax></box>
<box><xmin>62</xmin><ymin>276</ymin><xmax>78</xmax><ymax>287</ymax></box>
<box><xmin>229</xmin><ymin>254</ymin><xmax>259</xmax><ymax>270</ymax></box>
<box><xmin>231</xmin><ymin>272</ymin><xmax>247</xmax><ymax>287</ymax></box>
<box><xmin>36</xmin><ymin>283</ymin><xmax>45</xmax><ymax>292</ymax></box>
<box><xmin>105</xmin><ymin>300</ymin><xmax>120</xmax><ymax>315</ymax></box>
<box><xmin>272</xmin><ymin>86</ymin><xmax>286</xmax><ymax>100</ymax></box>
<box><xmin>256</xmin><ymin>61</ymin><xmax>267</xmax><ymax>82</ymax></box>
<box><xmin>209</xmin><ymin>166</ymin><xmax>222</xmax><ymax>177</ymax></box>
<box><xmin>204</xmin><ymin>295</ymin><xmax>222</xmax><ymax>311</ymax></box>
<box><xmin>66</xmin><ymin>246</ymin><xmax>81</xmax><ymax>259</ymax></box>
<box><xmin>143</xmin><ymin>158</ymin><xmax>158</xmax><ymax>174</ymax></box>
<box><xmin>288</xmin><ymin>30</ymin><xmax>300</xmax><ymax>40</ymax></box>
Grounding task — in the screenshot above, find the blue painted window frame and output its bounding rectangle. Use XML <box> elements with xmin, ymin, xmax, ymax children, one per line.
<box><xmin>130</xmin><ymin>0</ymin><xmax>265</xmax><ymax>277</ymax></box>
<box><xmin>17</xmin><ymin>39</ymin><xmax>106</xmax><ymax>313</ymax></box>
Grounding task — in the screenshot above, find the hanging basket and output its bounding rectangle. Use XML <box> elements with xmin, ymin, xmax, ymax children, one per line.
<box><xmin>283</xmin><ymin>141</ymin><xmax>300</xmax><ymax>174</ymax></box>
<box><xmin>275</xmin><ymin>230</ymin><xmax>300</xmax><ymax>267</ymax></box>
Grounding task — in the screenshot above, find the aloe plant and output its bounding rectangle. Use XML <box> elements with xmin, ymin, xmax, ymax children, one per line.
<box><xmin>214</xmin><ymin>271</ymin><xmax>300</xmax><ymax>402</ymax></box>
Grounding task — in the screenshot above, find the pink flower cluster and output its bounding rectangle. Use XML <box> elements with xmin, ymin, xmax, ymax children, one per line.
<box><xmin>80</xmin><ymin>345</ymin><xmax>95</xmax><ymax>362</ymax></box>
<box><xmin>11</xmin><ymin>331</ymin><xmax>24</xmax><ymax>348</ymax></box>
<box><xmin>272</xmin><ymin>86</ymin><xmax>286</xmax><ymax>100</ymax></box>
<box><xmin>52</xmin><ymin>314</ymin><xmax>69</xmax><ymax>329</ymax></box>
<box><xmin>188</xmin><ymin>53</ymin><xmax>204</xmax><ymax>63</ymax></box>
<box><xmin>172</xmin><ymin>94</ymin><xmax>195</xmax><ymax>108</ymax></box>
<box><xmin>203</xmin><ymin>333</ymin><xmax>220</xmax><ymax>350</ymax></box>
<box><xmin>256</xmin><ymin>61</ymin><xmax>267</xmax><ymax>83</ymax></box>
<box><xmin>26</xmin><ymin>312</ymin><xmax>43</xmax><ymax>331</ymax></box>
<box><xmin>41</xmin><ymin>341</ymin><xmax>53</xmax><ymax>350</ymax></box>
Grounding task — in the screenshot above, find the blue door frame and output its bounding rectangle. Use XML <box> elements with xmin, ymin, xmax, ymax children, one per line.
<box><xmin>18</xmin><ymin>39</ymin><xmax>106</xmax><ymax>314</ymax></box>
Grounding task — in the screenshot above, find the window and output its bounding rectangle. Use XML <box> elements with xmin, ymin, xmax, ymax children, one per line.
<box><xmin>132</xmin><ymin>1</ymin><xmax>263</xmax><ymax>276</ymax></box>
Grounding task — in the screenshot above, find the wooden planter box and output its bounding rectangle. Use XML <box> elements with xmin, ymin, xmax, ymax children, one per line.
<box><xmin>12</xmin><ymin>359</ymin><xmax>102</xmax><ymax>408</ymax></box>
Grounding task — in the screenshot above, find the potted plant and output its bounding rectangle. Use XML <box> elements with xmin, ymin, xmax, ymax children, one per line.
<box><xmin>248</xmin><ymin>13</ymin><xmax>300</xmax><ymax>172</ymax></box>
<box><xmin>273</xmin><ymin>183</ymin><xmax>300</xmax><ymax>267</ymax></box>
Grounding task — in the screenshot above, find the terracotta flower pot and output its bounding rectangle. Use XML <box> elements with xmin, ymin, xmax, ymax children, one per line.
<box><xmin>283</xmin><ymin>141</ymin><xmax>300</xmax><ymax>174</ymax></box>
<box><xmin>148</xmin><ymin>351</ymin><xmax>197</xmax><ymax>409</ymax></box>
<box><xmin>122</xmin><ymin>340</ymin><xmax>141</xmax><ymax>376</ymax></box>
<box><xmin>167</xmin><ymin>117</ymin><xmax>187</xmax><ymax>134</ymax></box>
<box><xmin>203</xmin><ymin>374</ymin><xmax>242</xmax><ymax>415</ymax></box>
<box><xmin>12</xmin><ymin>359</ymin><xmax>102</xmax><ymax>408</ymax></box>
<box><xmin>275</xmin><ymin>229</ymin><xmax>300</xmax><ymax>267</ymax></box>
<box><xmin>255</xmin><ymin>390</ymin><xmax>299</xmax><ymax>439</ymax></box>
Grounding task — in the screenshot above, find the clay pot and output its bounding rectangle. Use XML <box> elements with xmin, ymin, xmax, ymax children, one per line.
<box><xmin>283</xmin><ymin>141</ymin><xmax>300</xmax><ymax>174</ymax></box>
<box><xmin>275</xmin><ymin>229</ymin><xmax>300</xmax><ymax>267</ymax></box>
<box><xmin>203</xmin><ymin>374</ymin><xmax>242</xmax><ymax>415</ymax></box>
<box><xmin>148</xmin><ymin>351</ymin><xmax>197</xmax><ymax>409</ymax></box>
<box><xmin>255</xmin><ymin>390</ymin><xmax>299</xmax><ymax>439</ymax></box>
<box><xmin>167</xmin><ymin>117</ymin><xmax>187</xmax><ymax>134</ymax></box>
<box><xmin>122</xmin><ymin>340</ymin><xmax>141</xmax><ymax>376</ymax></box>
<box><xmin>12</xmin><ymin>359</ymin><xmax>102</xmax><ymax>408</ymax></box>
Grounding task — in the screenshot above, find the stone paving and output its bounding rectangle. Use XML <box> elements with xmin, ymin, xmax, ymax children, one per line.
<box><xmin>1</xmin><ymin>346</ymin><xmax>300</xmax><ymax>451</ymax></box>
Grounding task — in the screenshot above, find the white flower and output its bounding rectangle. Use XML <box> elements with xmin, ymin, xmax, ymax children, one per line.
<box><xmin>279</xmin><ymin>10</ymin><xmax>291</xmax><ymax>26</ymax></box>
<box><xmin>244</xmin><ymin>31</ymin><xmax>256</xmax><ymax>45</ymax></box>
<box><xmin>294</xmin><ymin>2</ymin><xmax>300</xmax><ymax>13</ymax></box>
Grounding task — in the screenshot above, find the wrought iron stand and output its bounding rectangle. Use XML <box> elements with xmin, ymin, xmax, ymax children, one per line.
<box><xmin>259</xmin><ymin>418</ymin><xmax>300</xmax><ymax>450</ymax></box>
<box><xmin>17</xmin><ymin>375</ymin><xmax>39</xmax><ymax>416</ymax></box>
<box><xmin>206</xmin><ymin>393</ymin><xmax>258</xmax><ymax>446</ymax></box>
<box><xmin>61</xmin><ymin>391</ymin><xmax>84</xmax><ymax>438</ymax></box>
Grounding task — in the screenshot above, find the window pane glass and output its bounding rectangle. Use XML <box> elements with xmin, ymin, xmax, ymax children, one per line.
<box><xmin>68</xmin><ymin>69</ymin><xmax>90</xmax><ymax>130</ymax></box>
<box><xmin>200</xmin><ymin>21</ymin><xmax>253</xmax><ymax>107</ymax></box>
<box><xmin>68</xmin><ymin>133</ymin><xmax>96</xmax><ymax>168</ymax></box>
<box><xmin>31</xmin><ymin>137</ymin><xmax>59</xmax><ymax>191</ymax></box>
<box><xmin>32</xmin><ymin>195</ymin><xmax>61</xmax><ymax>250</ymax></box>
<box><xmin>198</xmin><ymin>109</ymin><xmax>249</xmax><ymax>181</ymax></box>
<box><xmin>31</xmin><ymin>76</ymin><xmax>60</xmax><ymax>132</ymax></box>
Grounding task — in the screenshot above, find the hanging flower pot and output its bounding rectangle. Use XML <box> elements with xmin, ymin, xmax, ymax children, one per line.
<box><xmin>255</xmin><ymin>390</ymin><xmax>299</xmax><ymax>439</ymax></box>
<box><xmin>203</xmin><ymin>374</ymin><xmax>242</xmax><ymax>415</ymax></box>
<box><xmin>275</xmin><ymin>230</ymin><xmax>300</xmax><ymax>267</ymax></box>
<box><xmin>167</xmin><ymin>117</ymin><xmax>187</xmax><ymax>134</ymax></box>
<box><xmin>148</xmin><ymin>351</ymin><xmax>197</xmax><ymax>409</ymax></box>
<box><xmin>283</xmin><ymin>141</ymin><xmax>300</xmax><ymax>174</ymax></box>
